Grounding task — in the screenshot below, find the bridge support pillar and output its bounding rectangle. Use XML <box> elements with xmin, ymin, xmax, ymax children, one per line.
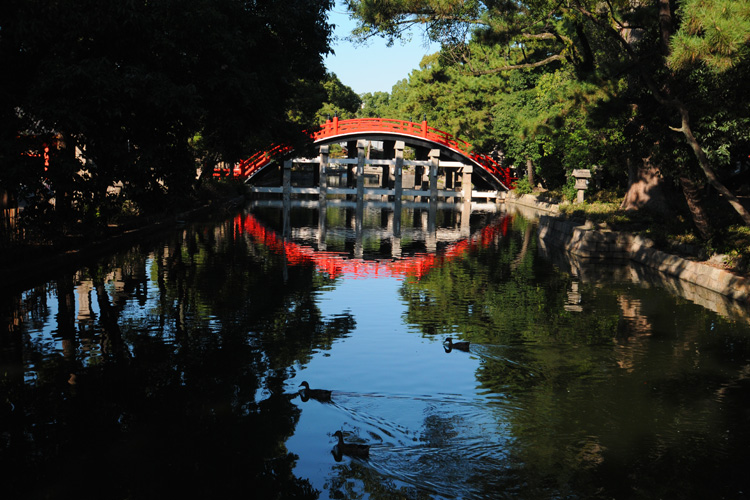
<box><xmin>356</xmin><ymin>140</ymin><xmax>366</xmax><ymax>201</ymax></box>
<box><xmin>382</xmin><ymin>140</ymin><xmax>395</xmax><ymax>200</ymax></box>
<box><xmin>461</xmin><ymin>199</ymin><xmax>471</xmax><ymax>237</ymax></box>
<box><xmin>346</xmin><ymin>140</ymin><xmax>357</xmax><ymax>197</ymax></box>
<box><xmin>394</xmin><ymin>141</ymin><xmax>404</xmax><ymax>203</ymax></box>
<box><xmin>282</xmin><ymin>160</ymin><xmax>292</xmax><ymax>242</ymax></box>
<box><xmin>462</xmin><ymin>165</ymin><xmax>473</xmax><ymax>202</ymax></box>
<box><xmin>318</xmin><ymin>202</ymin><xmax>327</xmax><ymax>251</ymax></box>
<box><xmin>283</xmin><ymin>160</ymin><xmax>292</xmax><ymax>204</ymax></box>
<box><xmin>318</xmin><ymin>145</ymin><xmax>329</xmax><ymax>203</ymax></box>
<box><xmin>414</xmin><ymin>146</ymin><xmax>428</xmax><ymax>201</ymax></box>
<box><xmin>429</xmin><ymin>149</ymin><xmax>439</xmax><ymax>204</ymax></box>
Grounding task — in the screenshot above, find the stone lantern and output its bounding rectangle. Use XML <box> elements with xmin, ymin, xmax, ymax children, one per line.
<box><xmin>572</xmin><ymin>169</ymin><xmax>592</xmax><ymax>203</ymax></box>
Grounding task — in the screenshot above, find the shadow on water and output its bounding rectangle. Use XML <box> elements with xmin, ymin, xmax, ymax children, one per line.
<box><xmin>0</xmin><ymin>209</ymin><xmax>360</xmax><ymax>499</ymax></box>
<box><xmin>3</xmin><ymin>201</ymin><xmax>750</xmax><ymax>499</ymax></box>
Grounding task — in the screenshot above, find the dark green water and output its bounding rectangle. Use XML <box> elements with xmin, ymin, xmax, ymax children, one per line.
<box><xmin>2</xmin><ymin>203</ymin><xmax>750</xmax><ymax>500</ymax></box>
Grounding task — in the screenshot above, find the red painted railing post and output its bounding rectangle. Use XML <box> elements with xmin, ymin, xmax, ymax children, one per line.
<box><xmin>333</xmin><ymin>114</ymin><xmax>339</xmax><ymax>135</ymax></box>
<box><xmin>421</xmin><ymin>116</ymin><xmax>428</xmax><ymax>138</ymax></box>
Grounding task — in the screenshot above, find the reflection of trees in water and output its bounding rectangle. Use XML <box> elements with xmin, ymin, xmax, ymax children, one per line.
<box><xmin>397</xmin><ymin>216</ymin><xmax>750</xmax><ymax>499</ymax></box>
<box><xmin>1</xmin><ymin>217</ymin><xmax>357</xmax><ymax>499</ymax></box>
<box><xmin>326</xmin><ymin>460</ymin><xmax>433</xmax><ymax>500</ymax></box>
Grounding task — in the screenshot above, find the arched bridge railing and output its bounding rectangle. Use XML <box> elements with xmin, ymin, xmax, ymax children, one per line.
<box><xmin>221</xmin><ymin>117</ymin><xmax>514</xmax><ymax>189</ymax></box>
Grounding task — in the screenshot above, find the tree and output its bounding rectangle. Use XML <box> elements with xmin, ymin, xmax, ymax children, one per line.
<box><xmin>315</xmin><ymin>72</ymin><xmax>363</xmax><ymax>123</ymax></box>
<box><xmin>367</xmin><ymin>41</ymin><xmax>629</xmax><ymax>192</ymax></box>
<box><xmin>357</xmin><ymin>91</ymin><xmax>392</xmax><ymax>117</ymax></box>
<box><xmin>0</xmin><ymin>0</ymin><xmax>334</xmax><ymax>232</ymax></box>
<box><xmin>344</xmin><ymin>0</ymin><xmax>750</xmax><ymax>229</ymax></box>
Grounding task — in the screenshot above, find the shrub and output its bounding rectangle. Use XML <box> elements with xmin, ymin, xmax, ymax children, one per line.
<box><xmin>513</xmin><ymin>177</ymin><xmax>533</xmax><ymax>195</ymax></box>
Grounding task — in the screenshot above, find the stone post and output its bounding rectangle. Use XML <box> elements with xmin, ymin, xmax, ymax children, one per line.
<box><xmin>356</xmin><ymin>140</ymin><xmax>366</xmax><ymax>201</ymax></box>
<box><xmin>318</xmin><ymin>202</ymin><xmax>327</xmax><ymax>251</ymax></box>
<box><xmin>460</xmin><ymin>200</ymin><xmax>471</xmax><ymax>237</ymax></box>
<box><xmin>462</xmin><ymin>165</ymin><xmax>473</xmax><ymax>202</ymax></box>
<box><xmin>429</xmin><ymin>149</ymin><xmax>439</xmax><ymax>204</ymax></box>
<box><xmin>283</xmin><ymin>160</ymin><xmax>292</xmax><ymax>204</ymax></box>
<box><xmin>394</xmin><ymin>141</ymin><xmax>404</xmax><ymax>203</ymax></box>
<box><xmin>318</xmin><ymin>145</ymin><xmax>329</xmax><ymax>203</ymax></box>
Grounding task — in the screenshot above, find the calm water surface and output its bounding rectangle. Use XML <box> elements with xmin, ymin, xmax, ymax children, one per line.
<box><xmin>2</xmin><ymin>202</ymin><xmax>750</xmax><ymax>500</ymax></box>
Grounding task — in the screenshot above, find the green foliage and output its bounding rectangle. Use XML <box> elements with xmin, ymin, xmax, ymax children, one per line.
<box><xmin>358</xmin><ymin>91</ymin><xmax>392</xmax><ymax>117</ymax></box>
<box><xmin>670</xmin><ymin>0</ymin><xmax>750</xmax><ymax>73</ymax></box>
<box><xmin>371</xmin><ymin>39</ymin><xmax>632</xmax><ymax>191</ymax></box>
<box><xmin>561</xmin><ymin>177</ymin><xmax>578</xmax><ymax>202</ymax></box>
<box><xmin>513</xmin><ymin>177</ymin><xmax>533</xmax><ymax>195</ymax></box>
<box><xmin>315</xmin><ymin>72</ymin><xmax>363</xmax><ymax>123</ymax></box>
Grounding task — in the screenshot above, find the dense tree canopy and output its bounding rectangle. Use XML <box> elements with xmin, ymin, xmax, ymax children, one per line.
<box><xmin>315</xmin><ymin>72</ymin><xmax>363</xmax><ymax>123</ymax></box>
<box><xmin>345</xmin><ymin>0</ymin><xmax>750</xmax><ymax>231</ymax></box>
<box><xmin>1</xmin><ymin>0</ymin><xmax>334</xmax><ymax>231</ymax></box>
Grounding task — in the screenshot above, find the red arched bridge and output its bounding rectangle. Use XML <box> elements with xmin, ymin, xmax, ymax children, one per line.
<box><xmin>217</xmin><ymin>117</ymin><xmax>514</xmax><ymax>190</ymax></box>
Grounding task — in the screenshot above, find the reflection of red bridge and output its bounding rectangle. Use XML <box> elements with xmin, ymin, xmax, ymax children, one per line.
<box><xmin>234</xmin><ymin>213</ymin><xmax>511</xmax><ymax>280</ymax></box>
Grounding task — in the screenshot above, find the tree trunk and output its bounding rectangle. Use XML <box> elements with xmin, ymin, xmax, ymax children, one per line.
<box><xmin>95</xmin><ymin>274</ymin><xmax>128</xmax><ymax>360</ymax></box>
<box><xmin>620</xmin><ymin>159</ymin><xmax>671</xmax><ymax>214</ymax></box>
<box><xmin>676</xmin><ymin>103</ymin><xmax>750</xmax><ymax>225</ymax></box>
<box><xmin>525</xmin><ymin>157</ymin><xmax>535</xmax><ymax>187</ymax></box>
<box><xmin>679</xmin><ymin>177</ymin><xmax>712</xmax><ymax>239</ymax></box>
<box><xmin>52</xmin><ymin>133</ymin><xmax>77</xmax><ymax>230</ymax></box>
<box><xmin>658</xmin><ymin>0</ymin><xmax>672</xmax><ymax>56</ymax></box>
<box><xmin>56</xmin><ymin>275</ymin><xmax>77</xmax><ymax>362</ymax></box>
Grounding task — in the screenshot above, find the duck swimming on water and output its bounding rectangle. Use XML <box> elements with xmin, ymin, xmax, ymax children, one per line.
<box><xmin>332</xmin><ymin>430</ymin><xmax>370</xmax><ymax>459</ymax></box>
<box><xmin>443</xmin><ymin>337</ymin><xmax>470</xmax><ymax>352</ymax></box>
<box><xmin>298</xmin><ymin>381</ymin><xmax>332</xmax><ymax>402</ymax></box>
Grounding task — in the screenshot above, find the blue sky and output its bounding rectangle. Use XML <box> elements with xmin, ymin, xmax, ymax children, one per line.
<box><xmin>323</xmin><ymin>2</ymin><xmax>437</xmax><ymax>95</ymax></box>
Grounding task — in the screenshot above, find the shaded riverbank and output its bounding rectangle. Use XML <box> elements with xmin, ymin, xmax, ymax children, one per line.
<box><xmin>506</xmin><ymin>193</ymin><xmax>750</xmax><ymax>305</ymax></box>
<box><xmin>0</xmin><ymin>195</ymin><xmax>246</xmax><ymax>292</ymax></box>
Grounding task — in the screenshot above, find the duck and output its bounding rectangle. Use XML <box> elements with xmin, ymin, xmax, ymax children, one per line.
<box><xmin>332</xmin><ymin>430</ymin><xmax>370</xmax><ymax>459</ymax></box>
<box><xmin>298</xmin><ymin>381</ymin><xmax>332</xmax><ymax>402</ymax></box>
<box><xmin>443</xmin><ymin>337</ymin><xmax>470</xmax><ymax>351</ymax></box>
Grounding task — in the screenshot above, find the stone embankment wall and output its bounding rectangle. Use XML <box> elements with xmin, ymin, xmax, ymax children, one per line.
<box><xmin>504</xmin><ymin>193</ymin><xmax>750</xmax><ymax>305</ymax></box>
<box><xmin>537</xmin><ymin>215</ymin><xmax>750</xmax><ymax>303</ymax></box>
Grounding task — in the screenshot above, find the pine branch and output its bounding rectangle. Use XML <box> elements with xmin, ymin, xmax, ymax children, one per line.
<box><xmin>467</xmin><ymin>54</ymin><xmax>566</xmax><ymax>74</ymax></box>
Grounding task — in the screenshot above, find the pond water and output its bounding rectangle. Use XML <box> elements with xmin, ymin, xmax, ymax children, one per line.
<box><xmin>2</xmin><ymin>201</ymin><xmax>750</xmax><ymax>500</ymax></box>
